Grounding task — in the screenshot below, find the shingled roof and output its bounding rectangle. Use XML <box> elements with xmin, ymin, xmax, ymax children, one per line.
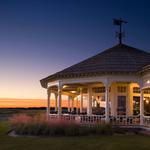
<box><xmin>40</xmin><ymin>44</ymin><xmax>150</xmax><ymax>88</ymax></box>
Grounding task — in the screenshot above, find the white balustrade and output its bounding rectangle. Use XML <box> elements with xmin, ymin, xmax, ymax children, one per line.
<box><xmin>48</xmin><ymin>114</ymin><xmax>150</xmax><ymax>127</ymax></box>
<box><xmin>143</xmin><ymin>116</ymin><xmax>150</xmax><ymax>127</ymax></box>
<box><xmin>49</xmin><ymin>114</ymin><xmax>105</xmax><ymax>124</ymax></box>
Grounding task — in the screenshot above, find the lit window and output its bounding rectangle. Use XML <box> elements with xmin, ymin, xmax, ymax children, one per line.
<box><xmin>133</xmin><ymin>87</ymin><xmax>140</xmax><ymax>93</ymax></box>
<box><xmin>82</xmin><ymin>88</ymin><xmax>87</xmax><ymax>93</ymax></box>
<box><xmin>133</xmin><ymin>96</ymin><xmax>140</xmax><ymax>115</ymax></box>
<box><xmin>92</xmin><ymin>87</ymin><xmax>105</xmax><ymax>93</ymax></box>
<box><xmin>144</xmin><ymin>89</ymin><xmax>150</xmax><ymax>94</ymax></box>
<box><xmin>117</xmin><ymin>86</ymin><xmax>126</xmax><ymax>93</ymax></box>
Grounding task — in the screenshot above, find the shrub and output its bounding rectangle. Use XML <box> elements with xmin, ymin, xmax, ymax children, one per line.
<box><xmin>65</xmin><ymin>124</ymin><xmax>80</xmax><ymax>136</ymax></box>
<box><xmin>9</xmin><ymin>114</ymin><xmax>114</xmax><ymax>136</ymax></box>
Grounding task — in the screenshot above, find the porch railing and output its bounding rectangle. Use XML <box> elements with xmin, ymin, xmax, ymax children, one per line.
<box><xmin>49</xmin><ymin>114</ymin><xmax>150</xmax><ymax>127</ymax></box>
<box><xmin>143</xmin><ymin>116</ymin><xmax>150</xmax><ymax>127</ymax></box>
<box><xmin>110</xmin><ymin>115</ymin><xmax>140</xmax><ymax>125</ymax></box>
<box><xmin>49</xmin><ymin>114</ymin><xmax>105</xmax><ymax>124</ymax></box>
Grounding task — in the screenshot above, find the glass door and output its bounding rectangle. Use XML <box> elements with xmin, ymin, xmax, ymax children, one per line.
<box><xmin>117</xmin><ymin>96</ymin><xmax>126</xmax><ymax>115</ymax></box>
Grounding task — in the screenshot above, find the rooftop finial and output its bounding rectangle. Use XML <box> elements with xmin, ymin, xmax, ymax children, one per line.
<box><xmin>113</xmin><ymin>18</ymin><xmax>127</xmax><ymax>44</ymax></box>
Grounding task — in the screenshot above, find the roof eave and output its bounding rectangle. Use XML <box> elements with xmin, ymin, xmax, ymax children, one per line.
<box><xmin>40</xmin><ymin>71</ymin><xmax>139</xmax><ymax>88</ymax></box>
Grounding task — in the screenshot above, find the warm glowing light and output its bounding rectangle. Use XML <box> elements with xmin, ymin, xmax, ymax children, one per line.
<box><xmin>63</xmin><ymin>85</ymin><xmax>68</xmax><ymax>89</ymax></box>
<box><xmin>147</xmin><ymin>80</ymin><xmax>150</xmax><ymax>84</ymax></box>
<box><xmin>47</xmin><ymin>83</ymin><xmax>51</xmax><ymax>88</ymax></box>
<box><xmin>146</xmin><ymin>99</ymin><xmax>149</xmax><ymax>104</ymax></box>
<box><xmin>71</xmin><ymin>91</ymin><xmax>76</xmax><ymax>93</ymax></box>
<box><xmin>0</xmin><ymin>95</ymin><xmax>75</xmax><ymax>108</ymax></box>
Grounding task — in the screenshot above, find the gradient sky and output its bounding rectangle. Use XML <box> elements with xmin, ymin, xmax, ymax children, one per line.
<box><xmin>0</xmin><ymin>0</ymin><xmax>150</xmax><ymax>99</ymax></box>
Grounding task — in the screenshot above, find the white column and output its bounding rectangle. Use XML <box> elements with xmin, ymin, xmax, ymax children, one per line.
<box><xmin>87</xmin><ymin>87</ymin><xmax>92</xmax><ymax>115</ymax></box>
<box><xmin>76</xmin><ymin>97</ymin><xmax>78</xmax><ymax>114</ymax></box>
<box><xmin>47</xmin><ymin>89</ymin><xmax>51</xmax><ymax>117</ymax></box>
<box><xmin>127</xmin><ymin>84</ymin><xmax>132</xmax><ymax>116</ymax></box>
<box><xmin>71</xmin><ymin>97</ymin><xmax>74</xmax><ymax>112</ymax></box>
<box><xmin>54</xmin><ymin>93</ymin><xmax>58</xmax><ymax>112</ymax></box>
<box><xmin>110</xmin><ymin>83</ymin><xmax>115</xmax><ymax>116</ymax></box>
<box><xmin>57</xmin><ymin>85</ymin><xmax>62</xmax><ymax>115</ymax></box>
<box><xmin>105</xmin><ymin>84</ymin><xmax>109</xmax><ymax>123</ymax></box>
<box><xmin>68</xmin><ymin>96</ymin><xmax>71</xmax><ymax>112</ymax></box>
<box><xmin>80</xmin><ymin>88</ymin><xmax>83</xmax><ymax>113</ymax></box>
<box><xmin>140</xmin><ymin>89</ymin><xmax>144</xmax><ymax>125</ymax></box>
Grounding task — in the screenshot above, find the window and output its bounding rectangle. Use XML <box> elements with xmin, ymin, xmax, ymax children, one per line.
<box><xmin>144</xmin><ymin>97</ymin><xmax>150</xmax><ymax>115</ymax></box>
<box><xmin>144</xmin><ymin>89</ymin><xmax>150</xmax><ymax>94</ymax></box>
<box><xmin>133</xmin><ymin>96</ymin><xmax>140</xmax><ymax>115</ymax></box>
<box><xmin>92</xmin><ymin>87</ymin><xmax>105</xmax><ymax>93</ymax></box>
<box><xmin>117</xmin><ymin>86</ymin><xmax>126</xmax><ymax>93</ymax></box>
<box><xmin>82</xmin><ymin>88</ymin><xmax>87</xmax><ymax>93</ymax></box>
<box><xmin>133</xmin><ymin>87</ymin><xmax>140</xmax><ymax>93</ymax></box>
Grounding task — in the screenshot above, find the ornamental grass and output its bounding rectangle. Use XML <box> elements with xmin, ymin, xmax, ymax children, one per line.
<box><xmin>9</xmin><ymin>114</ymin><xmax>113</xmax><ymax>136</ymax></box>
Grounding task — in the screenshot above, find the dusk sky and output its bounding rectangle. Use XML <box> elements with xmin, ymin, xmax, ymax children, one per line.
<box><xmin>0</xmin><ymin>0</ymin><xmax>150</xmax><ymax>99</ymax></box>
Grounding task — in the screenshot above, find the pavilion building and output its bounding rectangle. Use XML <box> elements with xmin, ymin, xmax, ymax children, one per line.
<box><xmin>40</xmin><ymin>43</ymin><xmax>150</xmax><ymax>126</ymax></box>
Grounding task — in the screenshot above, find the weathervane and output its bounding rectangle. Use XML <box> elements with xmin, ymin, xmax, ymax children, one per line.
<box><xmin>113</xmin><ymin>18</ymin><xmax>127</xmax><ymax>44</ymax></box>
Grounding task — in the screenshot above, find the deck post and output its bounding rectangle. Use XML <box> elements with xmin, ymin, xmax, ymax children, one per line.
<box><xmin>54</xmin><ymin>93</ymin><xmax>58</xmax><ymax>112</ymax></box>
<box><xmin>76</xmin><ymin>97</ymin><xmax>79</xmax><ymax>114</ymax></box>
<box><xmin>68</xmin><ymin>96</ymin><xmax>71</xmax><ymax>112</ymax></box>
<box><xmin>80</xmin><ymin>88</ymin><xmax>83</xmax><ymax>113</ymax></box>
<box><xmin>87</xmin><ymin>87</ymin><xmax>92</xmax><ymax>115</ymax></box>
<box><xmin>47</xmin><ymin>89</ymin><xmax>51</xmax><ymax>118</ymax></box>
<box><xmin>140</xmin><ymin>89</ymin><xmax>144</xmax><ymax>125</ymax></box>
<box><xmin>57</xmin><ymin>83</ymin><xmax>62</xmax><ymax>116</ymax></box>
<box><xmin>71</xmin><ymin>96</ymin><xmax>74</xmax><ymax>112</ymax></box>
<box><xmin>105</xmin><ymin>81</ymin><xmax>110</xmax><ymax>123</ymax></box>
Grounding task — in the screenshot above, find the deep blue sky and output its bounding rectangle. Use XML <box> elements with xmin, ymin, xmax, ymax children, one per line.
<box><xmin>0</xmin><ymin>0</ymin><xmax>150</xmax><ymax>98</ymax></box>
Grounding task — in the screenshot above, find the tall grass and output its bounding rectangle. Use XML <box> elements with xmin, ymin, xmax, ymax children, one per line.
<box><xmin>9</xmin><ymin>114</ymin><xmax>113</xmax><ymax>136</ymax></box>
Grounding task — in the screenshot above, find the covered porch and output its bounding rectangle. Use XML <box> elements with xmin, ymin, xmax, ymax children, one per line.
<box><xmin>46</xmin><ymin>77</ymin><xmax>150</xmax><ymax>127</ymax></box>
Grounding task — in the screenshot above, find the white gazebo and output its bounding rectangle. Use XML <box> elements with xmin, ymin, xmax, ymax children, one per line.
<box><xmin>40</xmin><ymin>43</ymin><xmax>150</xmax><ymax>127</ymax></box>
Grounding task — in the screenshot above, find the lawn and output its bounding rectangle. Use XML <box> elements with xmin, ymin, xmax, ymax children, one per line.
<box><xmin>0</xmin><ymin>121</ymin><xmax>150</xmax><ymax>150</ymax></box>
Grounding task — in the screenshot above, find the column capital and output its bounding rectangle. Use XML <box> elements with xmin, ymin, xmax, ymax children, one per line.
<box><xmin>57</xmin><ymin>89</ymin><xmax>62</xmax><ymax>95</ymax></box>
<box><xmin>58</xmin><ymin>81</ymin><xmax>63</xmax><ymax>87</ymax></box>
<box><xmin>140</xmin><ymin>88</ymin><xmax>144</xmax><ymax>93</ymax></box>
<box><xmin>138</xmin><ymin>79</ymin><xmax>143</xmax><ymax>88</ymax></box>
<box><xmin>47</xmin><ymin>88</ymin><xmax>51</xmax><ymax>95</ymax></box>
<box><xmin>103</xmin><ymin>78</ymin><xmax>111</xmax><ymax>88</ymax></box>
<box><xmin>78</xmin><ymin>87</ymin><xmax>82</xmax><ymax>92</ymax></box>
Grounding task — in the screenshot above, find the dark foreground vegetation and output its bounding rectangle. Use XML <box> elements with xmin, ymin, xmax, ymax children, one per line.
<box><xmin>9</xmin><ymin>114</ymin><xmax>144</xmax><ymax>137</ymax></box>
<box><xmin>0</xmin><ymin>121</ymin><xmax>150</xmax><ymax>150</ymax></box>
<box><xmin>10</xmin><ymin>114</ymin><xmax>114</xmax><ymax>136</ymax></box>
<box><xmin>0</xmin><ymin>109</ymin><xmax>150</xmax><ymax>150</ymax></box>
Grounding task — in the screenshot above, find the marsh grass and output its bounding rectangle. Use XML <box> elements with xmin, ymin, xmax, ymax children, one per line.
<box><xmin>9</xmin><ymin>114</ymin><xmax>113</xmax><ymax>136</ymax></box>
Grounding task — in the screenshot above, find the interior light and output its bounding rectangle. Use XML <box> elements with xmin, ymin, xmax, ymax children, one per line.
<box><xmin>146</xmin><ymin>100</ymin><xmax>149</xmax><ymax>104</ymax></box>
<box><xmin>147</xmin><ymin>80</ymin><xmax>150</xmax><ymax>84</ymax></box>
<box><xmin>63</xmin><ymin>85</ymin><xmax>68</xmax><ymax>89</ymax></box>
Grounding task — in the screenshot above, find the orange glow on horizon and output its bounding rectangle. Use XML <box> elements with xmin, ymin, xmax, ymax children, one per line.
<box><xmin>0</xmin><ymin>98</ymin><xmax>80</xmax><ymax>108</ymax></box>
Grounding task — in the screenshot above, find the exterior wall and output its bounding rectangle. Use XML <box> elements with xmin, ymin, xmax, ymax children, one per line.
<box><xmin>128</xmin><ymin>83</ymin><xmax>140</xmax><ymax>115</ymax></box>
<box><xmin>110</xmin><ymin>82</ymin><xmax>140</xmax><ymax>116</ymax></box>
<box><xmin>110</xmin><ymin>83</ymin><xmax>117</xmax><ymax>116</ymax></box>
<box><xmin>73</xmin><ymin>82</ymin><xmax>141</xmax><ymax>117</ymax></box>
